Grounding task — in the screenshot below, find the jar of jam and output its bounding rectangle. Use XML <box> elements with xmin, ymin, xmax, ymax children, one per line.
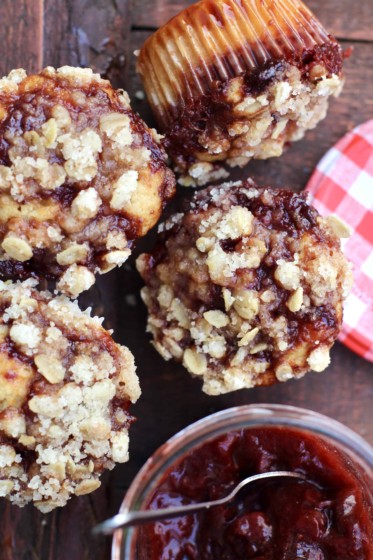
<box><xmin>112</xmin><ymin>405</ymin><xmax>373</xmax><ymax>559</ymax></box>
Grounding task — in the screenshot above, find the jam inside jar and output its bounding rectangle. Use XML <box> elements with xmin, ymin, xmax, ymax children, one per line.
<box><xmin>139</xmin><ymin>427</ymin><xmax>373</xmax><ymax>559</ymax></box>
<box><xmin>114</xmin><ymin>406</ymin><xmax>373</xmax><ymax>560</ymax></box>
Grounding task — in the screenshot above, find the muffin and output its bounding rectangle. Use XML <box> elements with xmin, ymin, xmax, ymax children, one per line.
<box><xmin>0</xmin><ymin>279</ymin><xmax>140</xmax><ymax>512</ymax></box>
<box><xmin>138</xmin><ymin>0</ymin><xmax>345</xmax><ymax>186</ymax></box>
<box><xmin>137</xmin><ymin>180</ymin><xmax>353</xmax><ymax>395</ymax></box>
<box><xmin>0</xmin><ymin>66</ymin><xmax>175</xmax><ymax>296</ymax></box>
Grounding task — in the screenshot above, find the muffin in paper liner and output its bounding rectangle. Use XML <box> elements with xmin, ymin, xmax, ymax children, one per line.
<box><xmin>138</xmin><ymin>0</ymin><xmax>345</xmax><ymax>186</ymax></box>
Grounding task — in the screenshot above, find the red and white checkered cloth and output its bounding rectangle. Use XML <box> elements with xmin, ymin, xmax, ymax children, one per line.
<box><xmin>306</xmin><ymin>120</ymin><xmax>373</xmax><ymax>362</ymax></box>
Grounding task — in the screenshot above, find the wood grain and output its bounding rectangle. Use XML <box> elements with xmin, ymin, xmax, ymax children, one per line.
<box><xmin>43</xmin><ymin>0</ymin><xmax>131</xmax><ymax>87</ymax></box>
<box><xmin>0</xmin><ymin>0</ymin><xmax>43</xmax><ymax>75</ymax></box>
<box><xmin>0</xmin><ymin>2</ymin><xmax>130</xmax><ymax>558</ymax></box>
<box><xmin>130</xmin><ymin>0</ymin><xmax>373</xmax><ymax>41</ymax></box>
<box><xmin>307</xmin><ymin>0</ymin><xmax>373</xmax><ymax>41</ymax></box>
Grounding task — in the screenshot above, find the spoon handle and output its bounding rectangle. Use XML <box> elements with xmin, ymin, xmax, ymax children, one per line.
<box><xmin>93</xmin><ymin>471</ymin><xmax>305</xmax><ymax>536</ymax></box>
<box><xmin>93</xmin><ymin>502</ymin><xmax>210</xmax><ymax>535</ymax></box>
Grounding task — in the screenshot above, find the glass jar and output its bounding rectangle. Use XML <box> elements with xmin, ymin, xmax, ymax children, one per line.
<box><xmin>112</xmin><ymin>404</ymin><xmax>373</xmax><ymax>559</ymax></box>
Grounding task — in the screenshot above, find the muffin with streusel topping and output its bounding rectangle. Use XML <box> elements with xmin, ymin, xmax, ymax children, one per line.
<box><xmin>138</xmin><ymin>0</ymin><xmax>345</xmax><ymax>186</ymax></box>
<box><xmin>0</xmin><ymin>279</ymin><xmax>140</xmax><ymax>512</ymax></box>
<box><xmin>137</xmin><ymin>180</ymin><xmax>353</xmax><ymax>395</ymax></box>
<box><xmin>0</xmin><ymin>66</ymin><xmax>175</xmax><ymax>296</ymax></box>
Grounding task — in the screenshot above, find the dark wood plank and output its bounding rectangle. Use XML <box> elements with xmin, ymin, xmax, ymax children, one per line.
<box><xmin>44</xmin><ymin>0</ymin><xmax>131</xmax><ymax>88</ymax></box>
<box><xmin>130</xmin><ymin>0</ymin><xmax>373</xmax><ymax>41</ymax></box>
<box><xmin>53</xmin><ymin>0</ymin><xmax>133</xmax><ymax>552</ymax></box>
<box><xmin>0</xmin><ymin>0</ymin><xmax>43</xmax><ymax>76</ymax></box>
<box><xmin>307</xmin><ymin>0</ymin><xmax>373</xmax><ymax>41</ymax></box>
<box><xmin>0</xmin><ymin>3</ymin><xmax>132</xmax><ymax>559</ymax></box>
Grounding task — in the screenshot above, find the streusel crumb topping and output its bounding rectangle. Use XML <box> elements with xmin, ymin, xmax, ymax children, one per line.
<box><xmin>137</xmin><ymin>180</ymin><xmax>352</xmax><ymax>395</ymax></box>
<box><xmin>0</xmin><ymin>278</ymin><xmax>140</xmax><ymax>512</ymax></box>
<box><xmin>167</xmin><ymin>64</ymin><xmax>343</xmax><ymax>186</ymax></box>
<box><xmin>0</xmin><ymin>66</ymin><xmax>175</xmax><ymax>296</ymax></box>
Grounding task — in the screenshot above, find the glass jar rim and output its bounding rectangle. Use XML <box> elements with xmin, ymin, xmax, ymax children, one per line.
<box><xmin>112</xmin><ymin>403</ymin><xmax>373</xmax><ymax>559</ymax></box>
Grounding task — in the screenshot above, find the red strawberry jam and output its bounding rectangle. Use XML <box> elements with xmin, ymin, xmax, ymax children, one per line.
<box><xmin>139</xmin><ymin>427</ymin><xmax>373</xmax><ymax>559</ymax></box>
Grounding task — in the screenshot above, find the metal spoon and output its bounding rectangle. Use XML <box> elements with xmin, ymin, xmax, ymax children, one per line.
<box><xmin>93</xmin><ymin>471</ymin><xmax>306</xmax><ymax>536</ymax></box>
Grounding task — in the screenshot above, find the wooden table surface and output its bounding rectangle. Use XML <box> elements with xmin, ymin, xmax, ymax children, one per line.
<box><xmin>0</xmin><ymin>1</ymin><xmax>372</xmax><ymax>558</ymax></box>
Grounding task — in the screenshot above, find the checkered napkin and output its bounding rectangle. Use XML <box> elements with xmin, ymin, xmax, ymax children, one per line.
<box><xmin>306</xmin><ymin>120</ymin><xmax>373</xmax><ymax>362</ymax></box>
